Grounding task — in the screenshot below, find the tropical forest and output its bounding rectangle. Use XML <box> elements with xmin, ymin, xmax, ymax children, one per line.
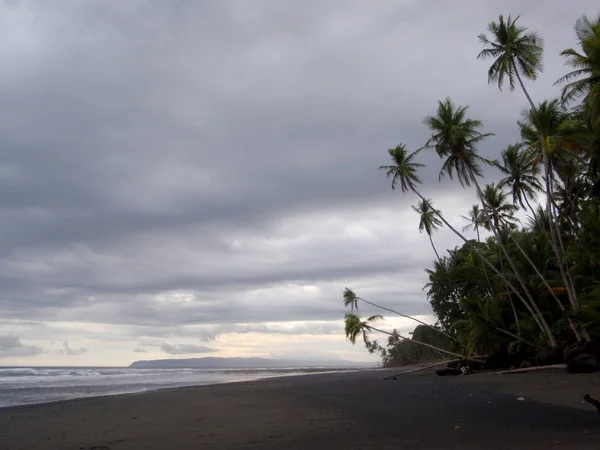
<box><xmin>343</xmin><ymin>13</ymin><xmax>600</xmax><ymax>374</ymax></box>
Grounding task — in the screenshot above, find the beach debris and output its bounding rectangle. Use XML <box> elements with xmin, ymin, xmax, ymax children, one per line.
<box><xmin>583</xmin><ymin>393</ymin><xmax>600</xmax><ymax>416</ymax></box>
<box><xmin>565</xmin><ymin>339</ymin><xmax>600</xmax><ymax>374</ymax></box>
<box><xmin>490</xmin><ymin>364</ymin><xmax>567</xmax><ymax>375</ymax></box>
<box><xmin>383</xmin><ymin>356</ymin><xmax>486</xmax><ymax>379</ymax></box>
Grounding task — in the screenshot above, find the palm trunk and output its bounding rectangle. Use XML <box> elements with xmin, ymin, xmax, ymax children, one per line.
<box><xmin>544</xmin><ymin>160</ymin><xmax>580</xmax><ymax>313</ymax></box>
<box><xmin>514</xmin><ymin>61</ymin><xmax>584</xmax><ymax>343</ymax></box>
<box><xmin>471</xmin><ymin>177</ymin><xmax>558</xmax><ymax>348</ymax></box>
<box><xmin>355</xmin><ymin>296</ymin><xmax>461</xmax><ymax>347</ymax></box>
<box><xmin>410</xmin><ymin>186</ymin><xmax>554</xmax><ymax>344</ymax></box>
<box><xmin>507</xmin><ymin>230</ymin><xmax>582</xmax><ymax>341</ymax></box>
<box><xmin>513</xmin><ymin>61</ymin><xmax>535</xmax><ymax>109</ymax></box>
<box><xmin>498</xmin><ymin>240</ymin><xmax>522</xmax><ymax>349</ymax></box>
<box><xmin>546</xmin><ymin>171</ymin><xmax>590</xmax><ymax>342</ymax></box>
<box><xmin>523</xmin><ymin>195</ymin><xmax>537</xmax><ymax>218</ymax></box>
<box><xmin>367</xmin><ymin>325</ymin><xmax>466</xmax><ymax>359</ymax></box>
<box><xmin>429</xmin><ymin>234</ymin><xmax>441</xmax><ymax>261</ymax></box>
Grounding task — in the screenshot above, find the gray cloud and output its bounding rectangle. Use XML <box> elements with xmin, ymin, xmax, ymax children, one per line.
<box><xmin>0</xmin><ymin>0</ymin><xmax>597</xmax><ymax>359</ymax></box>
<box><xmin>133</xmin><ymin>348</ymin><xmax>148</xmax><ymax>353</ymax></box>
<box><xmin>0</xmin><ymin>335</ymin><xmax>43</xmax><ymax>357</ymax></box>
<box><xmin>160</xmin><ymin>343</ymin><xmax>218</xmax><ymax>355</ymax></box>
<box><xmin>54</xmin><ymin>342</ymin><xmax>88</xmax><ymax>356</ymax></box>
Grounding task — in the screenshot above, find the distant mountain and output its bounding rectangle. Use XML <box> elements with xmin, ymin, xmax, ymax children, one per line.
<box><xmin>129</xmin><ymin>356</ymin><xmax>373</xmax><ymax>369</ymax></box>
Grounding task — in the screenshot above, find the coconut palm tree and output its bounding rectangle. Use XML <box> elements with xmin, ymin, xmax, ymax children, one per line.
<box><xmin>555</xmin><ymin>14</ymin><xmax>600</xmax><ymax>127</ymax></box>
<box><xmin>344</xmin><ymin>313</ymin><xmax>383</xmax><ymax>345</ymax></box>
<box><xmin>496</xmin><ymin>143</ymin><xmax>543</xmax><ymax>214</ymax></box>
<box><xmin>477</xmin><ymin>14</ymin><xmax>543</xmax><ymax>108</ymax></box>
<box><xmin>480</xmin><ymin>183</ymin><xmax>519</xmax><ymax>231</ymax></box>
<box><xmin>412</xmin><ymin>198</ymin><xmax>443</xmax><ymax>260</ymax></box>
<box><xmin>424</xmin><ymin>98</ymin><xmax>493</xmax><ymax>187</ymax></box>
<box><xmin>461</xmin><ymin>204</ymin><xmax>485</xmax><ymax>242</ymax></box>
<box><xmin>425</xmin><ymin>98</ymin><xmax>558</xmax><ymax>347</ymax></box>
<box><xmin>379</xmin><ymin>142</ymin><xmax>557</xmax><ymax>346</ymax></box>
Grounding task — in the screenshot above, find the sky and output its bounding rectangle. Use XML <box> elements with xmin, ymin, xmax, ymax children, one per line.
<box><xmin>0</xmin><ymin>0</ymin><xmax>597</xmax><ymax>366</ymax></box>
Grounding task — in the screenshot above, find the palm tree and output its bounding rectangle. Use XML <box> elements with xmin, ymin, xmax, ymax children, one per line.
<box><xmin>480</xmin><ymin>183</ymin><xmax>519</xmax><ymax>231</ymax></box>
<box><xmin>378</xmin><ymin>144</ymin><xmax>424</xmax><ymax>192</ymax></box>
<box><xmin>477</xmin><ymin>14</ymin><xmax>543</xmax><ymax>108</ymax></box>
<box><xmin>555</xmin><ymin>14</ymin><xmax>600</xmax><ymax>128</ymax></box>
<box><xmin>343</xmin><ymin>313</ymin><xmax>465</xmax><ymax>359</ymax></box>
<box><xmin>379</xmin><ymin>143</ymin><xmax>557</xmax><ymax>346</ymax></box>
<box><xmin>412</xmin><ymin>198</ymin><xmax>443</xmax><ymax>260</ymax></box>
<box><xmin>461</xmin><ymin>204</ymin><xmax>485</xmax><ymax>242</ymax></box>
<box><xmin>496</xmin><ymin>143</ymin><xmax>543</xmax><ymax>214</ymax></box>
<box><xmin>424</xmin><ymin>98</ymin><xmax>493</xmax><ymax>187</ymax></box>
<box><xmin>425</xmin><ymin>98</ymin><xmax>558</xmax><ymax>347</ymax></box>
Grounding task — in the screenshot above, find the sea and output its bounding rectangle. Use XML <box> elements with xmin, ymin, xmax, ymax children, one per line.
<box><xmin>0</xmin><ymin>366</ymin><xmax>351</xmax><ymax>408</ymax></box>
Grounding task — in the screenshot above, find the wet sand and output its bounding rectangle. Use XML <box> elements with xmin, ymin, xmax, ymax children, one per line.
<box><xmin>0</xmin><ymin>368</ymin><xmax>598</xmax><ymax>449</ymax></box>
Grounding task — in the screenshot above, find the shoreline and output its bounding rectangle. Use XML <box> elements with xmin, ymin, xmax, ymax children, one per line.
<box><xmin>0</xmin><ymin>366</ymin><xmax>377</xmax><ymax>411</ymax></box>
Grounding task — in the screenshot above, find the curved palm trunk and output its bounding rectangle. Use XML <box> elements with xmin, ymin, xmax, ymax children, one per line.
<box><xmin>429</xmin><ymin>233</ymin><xmax>441</xmax><ymax>261</ymax></box>
<box><xmin>410</xmin><ymin>186</ymin><xmax>555</xmax><ymax>346</ymax></box>
<box><xmin>523</xmin><ymin>195</ymin><xmax>538</xmax><ymax>218</ymax></box>
<box><xmin>354</xmin><ymin>295</ymin><xmax>461</xmax><ymax>347</ymax></box>
<box><xmin>544</xmin><ymin>167</ymin><xmax>590</xmax><ymax>342</ymax></box>
<box><xmin>472</xmin><ymin>178</ymin><xmax>557</xmax><ymax>348</ymax></box>
<box><xmin>514</xmin><ymin>69</ymin><xmax>584</xmax><ymax>342</ymax></box>
<box><xmin>366</xmin><ymin>325</ymin><xmax>467</xmax><ymax>359</ymax></box>
<box><xmin>498</xmin><ymin>250</ymin><xmax>522</xmax><ymax>350</ymax></box>
<box><xmin>544</xmin><ymin>161</ymin><xmax>581</xmax><ymax>312</ymax></box>
<box><xmin>507</xmin><ymin>230</ymin><xmax>582</xmax><ymax>341</ymax></box>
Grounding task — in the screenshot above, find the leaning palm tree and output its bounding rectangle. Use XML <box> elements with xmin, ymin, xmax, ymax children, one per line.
<box><xmin>378</xmin><ymin>143</ymin><xmax>557</xmax><ymax>347</ymax></box>
<box><xmin>425</xmin><ymin>98</ymin><xmax>558</xmax><ymax>347</ymax></box>
<box><xmin>412</xmin><ymin>198</ymin><xmax>443</xmax><ymax>260</ymax></box>
<box><xmin>496</xmin><ymin>143</ymin><xmax>543</xmax><ymax>215</ymax></box>
<box><xmin>477</xmin><ymin>14</ymin><xmax>543</xmax><ymax>108</ymax></box>
<box><xmin>343</xmin><ymin>288</ymin><xmax>461</xmax><ymax>347</ymax></box>
<box><xmin>343</xmin><ymin>313</ymin><xmax>465</xmax><ymax>359</ymax></box>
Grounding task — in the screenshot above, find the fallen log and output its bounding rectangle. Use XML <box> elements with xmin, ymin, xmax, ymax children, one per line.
<box><xmin>490</xmin><ymin>364</ymin><xmax>567</xmax><ymax>375</ymax></box>
<box><xmin>583</xmin><ymin>394</ymin><xmax>600</xmax><ymax>416</ymax></box>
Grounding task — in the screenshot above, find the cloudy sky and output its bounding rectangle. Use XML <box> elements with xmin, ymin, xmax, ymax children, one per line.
<box><xmin>0</xmin><ymin>0</ymin><xmax>596</xmax><ymax>366</ymax></box>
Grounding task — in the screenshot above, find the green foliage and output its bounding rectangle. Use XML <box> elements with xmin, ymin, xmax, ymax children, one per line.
<box><xmin>342</xmin><ymin>12</ymin><xmax>600</xmax><ymax>365</ymax></box>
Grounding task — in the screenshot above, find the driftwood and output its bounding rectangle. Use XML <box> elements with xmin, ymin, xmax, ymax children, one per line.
<box><xmin>383</xmin><ymin>360</ymin><xmax>451</xmax><ymax>379</ymax></box>
<box><xmin>583</xmin><ymin>394</ymin><xmax>600</xmax><ymax>416</ymax></box>
<box><xmin>383</xmin><ymin>356</ymin><xmax>487</xmax><ymax>379</ymax></box>
<box><xmin>490</xmin><ymin>364</ymin><xmax>567</xmax><ymax>375</ymax></box>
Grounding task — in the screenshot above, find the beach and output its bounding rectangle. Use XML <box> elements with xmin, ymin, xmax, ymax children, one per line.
<box><xmin>0</xmin><ymin>368</ymin><xmax>598</xmax><ymax>450</ymax></box>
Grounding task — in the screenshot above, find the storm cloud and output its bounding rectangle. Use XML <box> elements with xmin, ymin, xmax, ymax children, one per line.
<box><xmin>0</xmin><ymin>0</ymin><xmax>596</xmax><ymax>364</ymax></box>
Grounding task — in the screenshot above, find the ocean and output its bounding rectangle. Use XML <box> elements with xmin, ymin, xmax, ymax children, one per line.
<box><xmin>0</xmin><ymin>366</ymin><xmax>349</xmax><ymax>408</ymax></box>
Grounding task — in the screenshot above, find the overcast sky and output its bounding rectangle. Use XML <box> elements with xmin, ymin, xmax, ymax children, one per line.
<box><xmin>0</xmin><ymin>0</ymin><xmax>596</xmax><ymax>366</ymax></box>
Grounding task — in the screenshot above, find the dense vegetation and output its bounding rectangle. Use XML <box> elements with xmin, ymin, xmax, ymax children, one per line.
<box><xmin>343</xmin><ymin>13</ymin><xmax>600</xmax><ymax>367</ymax></box>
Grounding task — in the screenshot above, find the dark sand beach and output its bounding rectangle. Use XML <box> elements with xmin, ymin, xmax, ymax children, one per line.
<box><xmin>0</xmin><ymin>368</ymin><xmax>599</xmax><ymax>450</ymax></box>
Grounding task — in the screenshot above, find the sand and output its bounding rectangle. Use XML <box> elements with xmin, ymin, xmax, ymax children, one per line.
<box><xmin>0</xmin><ymin>368</ymin><xmax>598</xmax><ymax>450</ymax></box>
